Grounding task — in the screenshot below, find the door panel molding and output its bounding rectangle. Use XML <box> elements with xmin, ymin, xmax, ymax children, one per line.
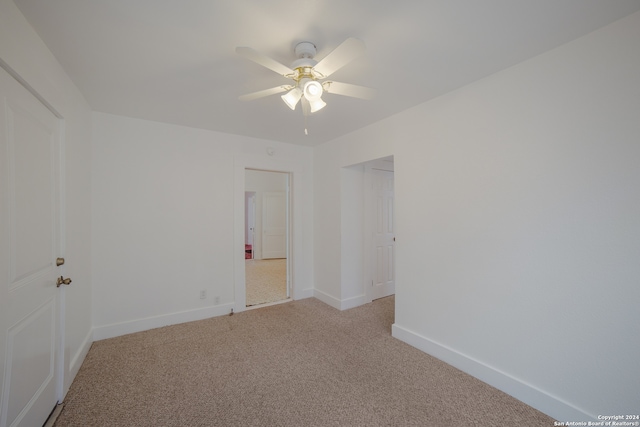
<box><xmin>2</xmin><ymin>298</ymin><xmax>56</xmax><ymax>427</ymax></box>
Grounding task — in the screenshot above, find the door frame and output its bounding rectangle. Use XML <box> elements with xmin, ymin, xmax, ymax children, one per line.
<box><xmin>233</xmin><ymin>155</ymin><xmax>302</xmax><ymax>313</ymax></box>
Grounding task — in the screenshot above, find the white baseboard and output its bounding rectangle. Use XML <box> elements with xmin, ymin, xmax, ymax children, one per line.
<box><xmin>93</xmin><ymin>303</ymin><xmax>235</xmax><ymax>341</ymax></box>
<box><xmin>313</xmin><ymin>289</ymin><xmax>366</xmax><ymax>310</ymax></box>
<box><xmin>313</xmin><ymin>289</ymin><xmax>342</xmax><ymax>310</ymax></box>
<box><xmin>94</xmin><ymin>290</ymin><xmax>313</xmax><ymax>342</ymax></box>
<box><xmin>391</xmin><ymin>324</ymin><xmax>593</xmax><ymax>422</ymax></box>
<box><xmin>65</xmin><ymin>328</ymin><xmax>93</xmax><ymax>395</ymax></box>
<box><xmin>293</xmin><ymin>286</ymin><xmax>314</xmax><ymax>300</ymax></box>
<box><xmin>69</xmin><ymin>328</ymin><xmax>92</xmax><ymax>376</ymax></box>
<box><xmin>339</xmin><ymin>294</ymin><xmax>366</xmax><ymax>310</ymax></box>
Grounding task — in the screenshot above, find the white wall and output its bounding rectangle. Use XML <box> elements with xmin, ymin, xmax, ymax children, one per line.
<box><xmin>339</xmin><ymin>164</ymin><xmax>365</xmax><ymax>307</ymax></box>
<box><xmin>314</xmin><ymin>11</ymin><xmax>640</xmax><ymax>421</ymax></box>
<box><xmin>92</xmin><ymin>112</ymin><xmax>313</xmax><ymax>339</ymax></box>
<box><xmin>246</xmin><ymin>169</ymin><xmax>288</xmax><ymax>191</ymax></box>
<box><xmin>0</xmin><ymin>0</ymin><xmax>93</xmax><ymax>397</ymax></box>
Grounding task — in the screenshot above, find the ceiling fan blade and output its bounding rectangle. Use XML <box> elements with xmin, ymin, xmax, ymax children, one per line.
<box><xmin>236</xmin><ymin>46</ymin><xmax>294</xmax><ymax>76</ymax></box>
<box><xmin>323</xmin><ymin>81</ymin><xmax>376</xmax><ymax>100</ymax></box>
<box><xmin>239</xmin><ymin>85</ymin><xmax>290</xmax><ymax>101</ymax></box>
<box><xmin>313</xmin><ymin>38</ymin><xmax>365</xmax><ymax>78</ymax></box>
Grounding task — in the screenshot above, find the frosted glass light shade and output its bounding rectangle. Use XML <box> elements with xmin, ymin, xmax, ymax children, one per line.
<box><xmin>303</xmin><ymin>80</ymin><xmax>323</xmax><ymax>100</ymax></box>
<box><xmin>281</xmin><ymin>87</ymin><xmax>303</xmax><ymax>110</ymax></box>
<box><xmin>308</xmin><ymin>97</ymin><xmax>326</xmax><ymax>113</ymax></box>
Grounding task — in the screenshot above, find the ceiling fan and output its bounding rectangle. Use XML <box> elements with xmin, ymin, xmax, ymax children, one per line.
<box><xmin>236</xmin><ymin>38</ymin><xmax>375</xmax><ymax>120</ymax></box>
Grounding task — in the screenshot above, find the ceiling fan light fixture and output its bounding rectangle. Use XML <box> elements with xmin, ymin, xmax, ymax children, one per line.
<box><xmin>308</xmin><ymin>97</ymin><xmax>326</xmax><ymax>113</ymax></box>
<box><xmin>281</xmin><ymin>87</ymin><xmax>303</xmax><ymax>110</ymax></box>
<box><xmin>303</xmin><ymin>80</ymin><xmax>323</xmax><ymax>101</ymax></box>
<box><xmin>237</xmin><ymin>38</ymin><xmax>373</xmax><ymax>119</ymax></box>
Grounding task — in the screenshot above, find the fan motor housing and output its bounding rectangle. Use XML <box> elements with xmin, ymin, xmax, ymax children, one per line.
<box><xmin>291</xmin><ymin>42</ymin><xmax>318</xmax><ymax>71</ymax></box>
<box><xmin>294</xmin><ymin>41</ymin><xmax>316</xmax><ymax>59</ymax></box>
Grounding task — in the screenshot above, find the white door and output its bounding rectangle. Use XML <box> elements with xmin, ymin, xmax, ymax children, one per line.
<box><xmin>371</xmin><ymin>169</ymin><xmax>395</xmax><ymax>300</ymax></box>
<box><xmin>245</xmin><ymin>192</ymin><xmax>255</xmax><ymax>247</ymax></box>
<box><xmin>0</xmin><ymin>67</ymin><xmax>63</xmax><ymax>427</ymax></box>
<box><xmin>262</xmin><ymin>192</ymin><xmax>286</xmax><ymax>259</ymax></box>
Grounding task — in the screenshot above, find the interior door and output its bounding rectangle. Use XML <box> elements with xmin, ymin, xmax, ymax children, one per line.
<box><xmin>371</xmin><ymin>169</ymin><xmax>395</xmax><ymax>300</ymax></box>
<box><xmin>261</xmin><ymin>191</ymin><xmax>286</xmax><ymax>259</ymax></box>
<box><xmin>245</xmin><ymin>192</ymin><xmax>255</xmax><ymax>247</ymax></box>
<box><xmin>0</xmin><ymin>67</ymin><xmax>63</xmax><ymax>427</ymax></box>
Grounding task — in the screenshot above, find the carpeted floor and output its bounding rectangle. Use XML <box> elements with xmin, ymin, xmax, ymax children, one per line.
<box><xmin>54</xmin><ymin>297</ymin><xmax>554</xmax><ymax>426</ymax></box>
<box><xmin>245</xmin><ymin>258</ymin><xmax>287</xmax><ymax>306</ymax></box>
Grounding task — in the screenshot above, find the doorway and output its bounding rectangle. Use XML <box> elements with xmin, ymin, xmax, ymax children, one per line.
<box><xmin>355</xmin><ymin>156</ymin><xmax>395</xmax><ymax>304</ymax></box>
<box><xmin>339</xmin><ymin>155</ymin><xmax>395</xmax><ymax>309</ymax></box>
<box><xmin>244</xmin><ymin>169</ymin><xmax>290</xmax><ymax>307</ymax></box>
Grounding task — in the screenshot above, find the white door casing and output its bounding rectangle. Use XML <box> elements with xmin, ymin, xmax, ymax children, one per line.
<box><xmin>261</xmin><ymin>191</ymin><xmax>286</xmax><ymax>259</ymax></box>
<box><xmin>371</xmin><ymin>168</ymin><xmax>395</xmax><ymax>300</ymax></box>
<box><xmin>0</xmin><ymin>67</ymin><xmax>63</xmax><ymax>427</ymax></box>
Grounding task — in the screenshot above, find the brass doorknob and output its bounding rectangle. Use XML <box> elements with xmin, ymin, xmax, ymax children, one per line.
<box><xmin>56</xmin><ymin>257</ymin><xmax>65</xmax><ymax>266</ymax></box>
<box><xmin>56</xmin><ymin>276</ymin><xmax>72</xmax><ymax>287</ymax></box>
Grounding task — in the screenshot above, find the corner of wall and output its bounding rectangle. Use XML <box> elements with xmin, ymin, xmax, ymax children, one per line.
<box><xmin>313</xmin><ymin>289</ymin><xmax>367</xmax><ymax>311</ymax></box>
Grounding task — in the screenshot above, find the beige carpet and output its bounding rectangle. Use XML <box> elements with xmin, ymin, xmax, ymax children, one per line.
<box><xmin>245</xmin><ymin>258</ymin><xmax>287</xmax><ymax>306</ymax></box>
<box><xmin>54</xmin><ymin>297</ymin><xmax>554</xmax><ymax>426</ymax></box>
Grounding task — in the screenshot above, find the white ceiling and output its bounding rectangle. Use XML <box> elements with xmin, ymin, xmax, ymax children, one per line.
<box><xmin>14</xmin><ymin>0</ymin><xmax>640</xmax><ymax>146</ymax></box>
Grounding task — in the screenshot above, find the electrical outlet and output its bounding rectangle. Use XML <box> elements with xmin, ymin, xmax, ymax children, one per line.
<box><xmin>214</xmin><ymin>296</ymin><xmax>220</xmax><ymax>305</ymax></box>
<box><xmin>199</xmin><ymin>290</ymin><xmax>206</xmax><ymax>299</ymax></box>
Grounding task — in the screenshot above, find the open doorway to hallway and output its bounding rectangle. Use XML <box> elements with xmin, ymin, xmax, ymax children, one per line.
<box><xmin>244</xmin><ymin>169</ymin><xmax>290</xmax><ymax>307</ymax></box>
